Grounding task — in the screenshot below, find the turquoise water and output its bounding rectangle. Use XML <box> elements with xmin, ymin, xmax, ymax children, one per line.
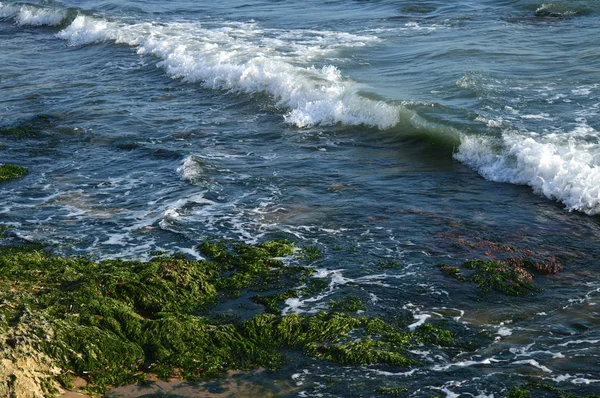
<box><xmin>1</xmin><ymin>0</ymin><xmax>600</xmax><ymax>396</ymax></box>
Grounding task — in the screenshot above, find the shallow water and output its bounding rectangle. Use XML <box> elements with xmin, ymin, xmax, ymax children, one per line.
<box><xmin>1</xmin><ymin>0</ymin><xmax>600</xmax><ymax>396</ymax></box>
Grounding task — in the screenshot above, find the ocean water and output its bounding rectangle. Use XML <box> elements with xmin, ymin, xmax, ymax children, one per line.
<box><xmin>1</xmin><ymin>0</ymin><xmax>600</xmax><ymax>396</ymax></box>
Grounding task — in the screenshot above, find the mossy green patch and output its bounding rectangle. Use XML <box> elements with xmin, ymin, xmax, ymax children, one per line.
<box><xmin>374</xmin><ymin>386</ymin><xmax>408</xmax><ymax>396</ymax></box>
<box><xmin>306</xmin><ymin>337</ymin><xmax>416</xmax><ymax>366</ymax></box>
<box><xmin>0</xmin><ymin>225</ymin><xmax>11</xmax><ymax>238</ymax></box>
<box><xmin>507</xmin><ymin>387</ymin><xmax>531</xmax><ymax>398</ymax></box>
<box><xmin>411</xmin><ymin>323</ymin><xmax>455</xmax><ymax>346</ymax></box>
<box><xmin>506</xmin><ymin>382</ymin><xmax>600</xmax><ymax>398</ymax></box>
<box><xmin>329</xmin><ymin>296</ymin><xmax>366</xmax><ymax>313</ymax></box>
<box><xmin>0</xmin><ymin>124</ymin><xmax>37</xmax><ymax>137</ymax></box>
<box><xmin>0</xmin><ymin>164</ymin><xmax>28</xmax><ymax>183</ymax></box>
<box><xmin>0</xmin><ymin>240</ymin><xmax>458</xmax><ymax>396</ymax></box>
<box><xmin>438</xmin><ymin>265</ymin><xmax>465</xmax><ymax>281</ymax></box>
<box><xmin>437</xmin><ymin>259</ymin><xmax>540</xmax><ymax>296</ymax></box>
<box><xmin>251</xmin><ymin>290</ymin><xmax>299</xmax><ymax>314</ymax></box>
<box><xmin>465</xmin><ymin>260</ymin><xmax>538</xmax><ymax>296</ymax></box>
<box><xmin>302</xmin><ymin>245</ymin><xmax>322</xmax><ymax>261</ymax></box>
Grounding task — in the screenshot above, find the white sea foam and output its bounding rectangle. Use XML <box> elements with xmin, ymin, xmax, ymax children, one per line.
<box><xmin>408</xmin><ymin>313</ymin><xmax>431</xmax><ymax>330</ymax></box>
<box><xmin>178</xmin><ymin>155</ymin><xmax>203</xmax><ymax>182</ymax></box>
<box><xmin>558</xmin><ymin>339</ymin><xmax>600</xmax><ymax>347</ymax></box>
<box><xmin>0</xmin><ymin>3</ymin><xmax>65</xmax><ymax>26</ymax></box>
<box><xmin>512</xmin><ymin>359</ymin><xmax>553</xmax><ymax>373</ymax></box>
<box><xmin>160</xmin><ymin>193</ymin><xmax>216</xmax><ymax>225</ymax></box>
<box><xmin>549</xmin><ymin>374</ymin><xmax>600</xmax><ymax>384</ymax></box>
<box><xmin>55</xmin><ymin>15</ymin><xmax>400</xmax><ymax>129</ymax></box>
<box><xmin>496</xmin><ymin>327</ymin><xmax>513</xmax><ymax>337</ymax></box>
<box><xmin>432</xmin><ymin>357</ymin><xmax>500</xmax><ymax>371</ymax></box>
<box><xmin>455</xmin><ymin>125</ymin><xmax>600</xmax><ymax>215</ymax></box>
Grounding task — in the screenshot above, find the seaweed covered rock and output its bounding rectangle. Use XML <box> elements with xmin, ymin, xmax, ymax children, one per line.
<box><xmin>0</xmin><ymin>124</ymin><xmax>37</xmax><ymax>137</ymax></box>
<box><xmin>0</xmin><ymin>164</ymin><xmax>28</xmax><ymax>183</ymax></box>
<box><xmin>507</xmin><ymin>382</ymin><xmax>600</xmax><ymax>398</ymax></box>
<box><xmin>465</xmin><ymin>260</ymin><xmax>538</xmax><ymax>296</ymax></box>
<box><xmin>0</xmin><ymin>240</ymin><xmax>458</xmax><ymax>396</ymax></box>
<box><xmin>437</xmin><ymin>259</ymin><xmax>540</xmax><ymax>296</ymax></box>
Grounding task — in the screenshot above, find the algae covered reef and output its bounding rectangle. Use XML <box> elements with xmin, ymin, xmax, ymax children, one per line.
<box><xmin>0</xmin><ymin>237</ymin><xmax>465</xmax><ymax>397</ymax></box>
<box><xmin>0</xmin><ymin>164</ymin><xmax>28</xmax><ymax>183</ymax></box>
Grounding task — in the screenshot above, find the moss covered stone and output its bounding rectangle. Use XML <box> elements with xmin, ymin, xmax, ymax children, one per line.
<box><xmin>0</xmin><ymin>164</ymin><xmax>28</xmax><ymax>183</ymax></box>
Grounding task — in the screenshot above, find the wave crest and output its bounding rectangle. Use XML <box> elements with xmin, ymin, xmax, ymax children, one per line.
<box><xmin>455</xmin><ymin>125</ymin><xmax>600</xmax><ymax>214</ymax></box>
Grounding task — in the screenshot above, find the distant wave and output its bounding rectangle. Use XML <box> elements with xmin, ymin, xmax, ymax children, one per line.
<box><xmin>0</xmin><ymin>2</ymin><xmax>66</xmax><ymax>26</ymax></box>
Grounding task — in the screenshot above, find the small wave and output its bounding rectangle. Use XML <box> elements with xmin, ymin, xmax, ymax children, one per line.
<box><xmin>55</xmin><ymin>15</ymin><xmax>399</xmax><ymax>129</ymax></box>
<box><xmin>0</xmin><ymin>3</ymin><xmax>66</xmax><ymax>26</ymax></box>
<box><xmin>534</xmin><ymin>3</ymin><xmax>582</xmax><ymax>19</ymax></box>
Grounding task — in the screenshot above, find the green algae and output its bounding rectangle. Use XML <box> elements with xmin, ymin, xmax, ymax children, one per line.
<box><xmin>374</xmin><ymin>386</ymin><xmax>408</xmax><ymax>396</ymax></box>
<box><xmin>437</xmin><ymin>259</ymin><xmax>540</xmax><ymax>296</ymax></box>
<box><xmin>251</xmin><ymin>290</ymin><xmax>299</xmax><ymax>314</ymax></box>
<box><xmin>465</xmin><ymin>260</ymin><xmax>539</xmax><ymax>296</ymax></box>
<box><xmin>0</xmin><ymin>124</ymin><xmax>37</xmax><ymax>137</ymax></box>
<box><xmin>411</xmin><ymin>323</ymin><xmax>455</xmax><ymax>346</ymax></box>
<box><xmin>507</xmin><ymin>383</ymin><xmax>600</xmax><ymax>398</ymax></box>
<box><xmin>302</xmin><ymin>245</ymin><xmax>322</xmax><ymax>261</ymax></box>
<box><xmin>0</xmin><ymin>164</ymin><xmax>28</xmax><ymax>183</ymax></box>
<box><xmin>329</xmin><ymin>296</ymin><xmax>366</xmax><ymax>313</ymax></box>
<box><xmin>306</xmin><ymin>337</ymin><xmax>415</xmax><ymax>366</ymax></box>
<box><xmin>438</xmin><ymin>265</ymin><xmax>465</xmax><ymax>281</ymax></box>
<box><xmin>0</xmin><ymin>240</ymin><xmax>458</xmax><ymax>396</ymax></box>
<box><xmin>0</xmin><ymin>225</ymin><xmax>11</xmax><ymax>238</ymax></box>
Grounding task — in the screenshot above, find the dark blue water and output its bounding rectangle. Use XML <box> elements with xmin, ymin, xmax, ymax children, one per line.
<box><xmin>1</xmin><ymin>0</ymin><xmax>600</xmax><ymax>396</ymax></box>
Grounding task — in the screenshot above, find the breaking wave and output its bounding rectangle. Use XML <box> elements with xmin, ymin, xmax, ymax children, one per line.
<box><xmin>3</xmin><ymin>2</ymin><xmax>600</xmax><ymax>215</ymax></box>
<box><xmin>54</xmin><ymin>14</ymin><xmax>400</xmax><ymax>129</ymax></box>
<box><xmin>455</xmin><ymin>124</ymin><xmax>600</xmax><ymax>214</ymax></box>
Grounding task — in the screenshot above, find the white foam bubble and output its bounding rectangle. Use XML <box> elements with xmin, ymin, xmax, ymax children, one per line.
<box><xmin>55</xmin><ymin>16</ymin><xmax>400</xmax><ymax>129</ymax></box>
<box><xmin>455</xmin><ymin>126</ymin><xmax>600</xmax><ymax>215</ymax></box>
<box><xmin>160</xmin><ymin>193</ymin><xmax>216</xmax><ymax>226</ymax></box>
<box><xmin>475</xmin><ymin>115</ymin><xmax>504</xmax><ymax>128</ymax></box>
<box><xmin>0</xmin><ymin>2</ymin><xmax>18</xmax><ymax>19</ymax></box>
